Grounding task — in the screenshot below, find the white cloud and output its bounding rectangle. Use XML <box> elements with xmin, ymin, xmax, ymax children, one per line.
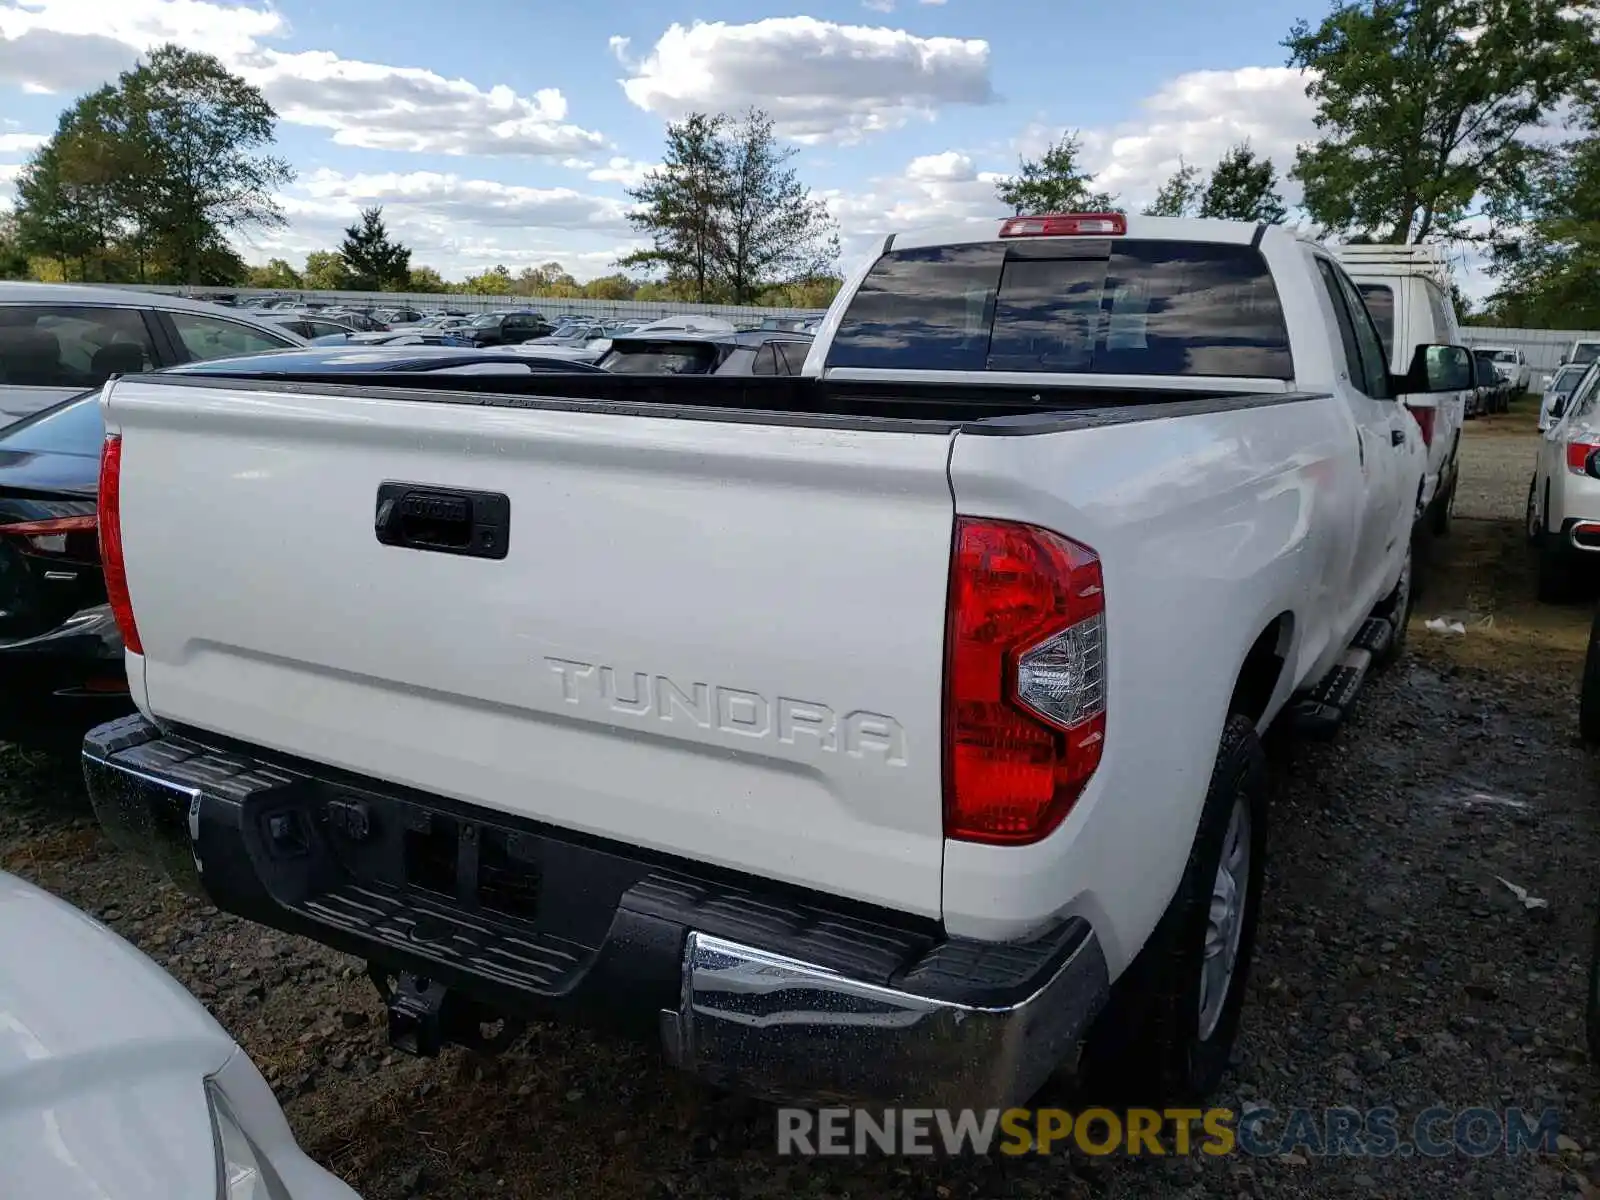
<box><xmin>295</xmin><ymin>169</ymin><xmax>630</xmax><ymax>232</ymax></box>
<box><xmin>239</xmin><ymin>171</ymin><xmax>644</xmax><ymax>280</ymax></box>
<box><xmin>906</xmin><ymin>151</ymin><xmax>977</xmax><ymax>182</ymax></box>
<box><xmin>0</xmin><ymin>0</ymin><xmax>280</xmax><ymax>91</ymax></box>
<box><xmin>823</xmin><ymin>150</ymin><xmax>1006</xmax><ymax>264</ymax></box>
<box><xmin>0</xmin><ymin>132</ymin><xmax>45</xmax><ymax>154</ymax></box>
<box><xmin>237</xmin><ymin>50</ymin><xmax>607</xmax><ymax>158</ymax></box>
<box><xmin>862</xmin><ymin>0</ymin><xmax>896</xmax><ymax>11</ymax></box>
<box><xmin>586</xmin><ymin>157</ymin><xmax>657</xmax><ymax>189</ymax></box>
<box><xmin>0</xmin><ymin>0</ymin><xmax>607</xmax><ymax>159</ymax></box>
<box><xmin>617</xmin><ymin>17</ymin><xmax>994</xmax><ymax>144</ymax></box>
<box><xmin>1082</xmin><ymin>67</ymin><xmax>1317</xmax><ymax>210</ymax></box>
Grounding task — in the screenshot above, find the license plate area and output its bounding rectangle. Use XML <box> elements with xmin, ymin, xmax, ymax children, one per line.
<box><xmin>322</xmin><ymin>790</ymin><xmax>545</xmax><ymax>925</ymax></box>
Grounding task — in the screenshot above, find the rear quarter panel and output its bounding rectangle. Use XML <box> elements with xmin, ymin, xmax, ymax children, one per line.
<box><xmin>943</xmin><ymin>394</ymin><xmax>1359</xmax><ymax>968</ymax></box>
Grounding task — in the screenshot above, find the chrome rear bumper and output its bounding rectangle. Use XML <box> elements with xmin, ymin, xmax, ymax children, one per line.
<box><xmin>664</xmin><ymin>929</ymin><xmax>1108</xmax><ymax>1107</ymax></box>
<box><xmin>84</xmin><ymin>714</ymin><xmax>1109</xmax><ymax>1107</ymax></box>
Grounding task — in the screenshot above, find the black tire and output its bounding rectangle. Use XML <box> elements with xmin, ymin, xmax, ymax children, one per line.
<box><xmin>1077</xmin><ymin>714</ymin><xmax>1268</xmax><ymax>1106</ymax></box>
<box><xmin>1373</xmin><ymin>543</ymin><xmax>1413</xmax><ymax>667</ymax></box>
<box><xmin>1587</xmin><ymin>907</ymin><xmax>1600</xmax><ymax>1070</ymax></box>
<box><xmin>1430</xmin><ymin>474</ymin><xmax>1454</xmax><ymax>538</ymax></box>
<box><xmin>1527</xmin><ymin>478</ymin><xmax>1543</xmax><ymax>546</ymax></box>
<box><xmin>1580</xmin><ymin>605</ymin><xmax>1600</xmax><ymax>744</ymax></box>
<box><xmin>1538</xmin><ymin>536</ymin><xmax>1574</xmax><ymax>603</ymax></box>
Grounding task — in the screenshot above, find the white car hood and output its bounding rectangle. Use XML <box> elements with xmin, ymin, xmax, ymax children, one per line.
<box><xmin>0</xmin><ymin>872</ymin><xmax>232</xmax><ymax>1198</ymax></box>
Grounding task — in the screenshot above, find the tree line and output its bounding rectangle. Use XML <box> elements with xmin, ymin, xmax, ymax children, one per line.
<box><xmin>240</xmin><ymin>239</ymin><xmax>842</xmax><ymax>308</ymax></box>
<box><xmin>5</xmin><ymin>5</ymin><xmax>1600</xmax><ymax>325</ymax></box>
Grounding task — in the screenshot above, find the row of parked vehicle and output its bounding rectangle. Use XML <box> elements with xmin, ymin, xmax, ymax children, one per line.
<box><xmin>1</xmin><ymin>217</ymin><xmax>1486</xmax><ymax>1196</ymax></box>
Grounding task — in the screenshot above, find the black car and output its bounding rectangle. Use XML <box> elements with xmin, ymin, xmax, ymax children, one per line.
<box><xmin>461</xmin><ymin>311</ymin><xmax>554</xmax><ymax>346</ymax></box>
<box><xmin>597</xmin><ymin>329</ymin><xmax>813</xmax><ymax>376</ymax></box>
<box><xmin>0</xmin><ymin>348</ymin><xmax>604</xmax><ymax>745</ymax></box>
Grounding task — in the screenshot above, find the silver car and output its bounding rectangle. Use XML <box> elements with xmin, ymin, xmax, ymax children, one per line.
<box><xmin>0</xmin><ymin>282</ymin><xmax>307</xmax><ymax>425</ymax></box>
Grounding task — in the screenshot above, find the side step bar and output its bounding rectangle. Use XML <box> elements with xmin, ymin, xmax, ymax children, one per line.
<box><xmin>1289</xmin><ymin>616</ymin><xmax>1394</xmax><ymax>739</ymax></box>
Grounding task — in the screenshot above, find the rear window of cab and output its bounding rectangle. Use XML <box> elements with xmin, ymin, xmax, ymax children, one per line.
<box><xmin>827</xmin><ymin>239</ymin><xmax>1293</xmax><ymax>379</ymax></box>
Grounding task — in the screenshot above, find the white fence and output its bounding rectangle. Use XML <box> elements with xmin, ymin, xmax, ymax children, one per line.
<box><xmin>1459</xmin><ymin>327</ymin><xmax>1599</xmax><ymax>392</ymax></box>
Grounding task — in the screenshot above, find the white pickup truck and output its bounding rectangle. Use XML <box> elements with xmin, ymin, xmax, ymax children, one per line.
<box><xmin>82</xmin><ymin>215</ymin><xmax>1469</xmax><ymax>1108</ymax></box>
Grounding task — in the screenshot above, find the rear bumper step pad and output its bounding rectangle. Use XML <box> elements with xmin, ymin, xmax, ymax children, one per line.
<box><xmin>83</xmin><ymin>714</ymin><xmax>1109</xmax><ymax>1106</ymax></box>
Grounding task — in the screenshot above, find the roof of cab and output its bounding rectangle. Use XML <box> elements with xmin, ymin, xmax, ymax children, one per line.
<box><xmin>888</xmin><ymin>214</ymin><xmax>1272</xmax><ymax>252</ymax></box>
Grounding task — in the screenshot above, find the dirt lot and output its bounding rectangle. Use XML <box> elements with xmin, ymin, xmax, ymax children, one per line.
<box><xmin>3</xmin><ymin>400</ymin><xmax>1599</xmax><ymax>1199</ymax></box>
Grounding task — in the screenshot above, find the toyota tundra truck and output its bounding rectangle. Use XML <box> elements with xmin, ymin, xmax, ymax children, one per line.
<box><xmin>81</xmin><ymin>215</ymin><xmax>1470</xmax><ymax>1107</ymax></box>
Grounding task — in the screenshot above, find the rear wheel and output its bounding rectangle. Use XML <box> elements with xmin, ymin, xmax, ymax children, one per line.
<box><xmin>1077</xmin><ymin>714</ymin><xmax>1267</xmax><ymax>1105</ymax></box>
<box><xmin>1587</xmin><ymin>907</ymin><xmax>1600</xmax><ymax>1070</ymax></box>
<box><xmin>1580</xmin><ymin>606</ymin><xmax>1600</xmax><ymax>744</ymax></box>
<box><xmin>1538</xmin><ymin>536</ymin><xmax>1574</xmax><ymax>603</ymax></box>
<box><xmin>1527</xmin><ymin>479</ymin><xmax>1543</xmax><ymax>546</ymax></box>
<box><xmin>1430</xmin><ymin>473</ymin><xmax>1455</xmax><ymax>537</ymax></box>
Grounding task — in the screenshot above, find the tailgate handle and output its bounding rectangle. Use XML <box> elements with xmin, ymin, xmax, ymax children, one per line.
<box><xmin>375</xmin><ymin>483</ymin><xmax>509</xmax><ymax>560</ymax></box>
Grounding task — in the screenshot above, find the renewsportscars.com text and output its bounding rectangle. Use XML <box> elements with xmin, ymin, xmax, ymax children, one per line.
<box><xmin>776</xmin><ymin>1105</ymin><xmax>1563</xmax><ymax>1158</ymax></box>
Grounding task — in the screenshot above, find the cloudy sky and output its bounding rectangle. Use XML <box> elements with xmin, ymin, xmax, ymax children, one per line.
<box><xmin>0</xmin><ymin>0</ymin><xmax>1331</xmax><ymax>282</ymax></box>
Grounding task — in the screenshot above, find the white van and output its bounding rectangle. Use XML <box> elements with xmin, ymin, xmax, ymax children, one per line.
<box><xmin>1335</xmin><ymin>244</ymin><xmax>1470</xmax><ymax>536</ymax></box>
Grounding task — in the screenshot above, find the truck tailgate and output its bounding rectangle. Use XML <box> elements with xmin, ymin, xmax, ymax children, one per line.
<box><xmin>107</xmin><ymin>381</ymin><xmax>955</xmax><ymax>917</ymax></box>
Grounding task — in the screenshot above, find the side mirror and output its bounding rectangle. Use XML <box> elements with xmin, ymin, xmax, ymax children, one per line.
<box><xmin>1397</xmin><ymin>344</ymin><xmax>1472</xmax><ymax>395</ymax></box>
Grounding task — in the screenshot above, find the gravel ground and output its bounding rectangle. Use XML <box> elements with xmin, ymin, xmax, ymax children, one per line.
<box><xmin>3</xmin><ymin>400</ymin><xmax>1598</xmax><ymax>1199</ymax></box>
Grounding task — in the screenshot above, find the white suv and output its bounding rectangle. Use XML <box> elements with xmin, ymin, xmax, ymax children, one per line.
<box><xmin>1528</xmin><ymin>361</ymin><xmax>1600</xmax><ymax>600</ymax></box>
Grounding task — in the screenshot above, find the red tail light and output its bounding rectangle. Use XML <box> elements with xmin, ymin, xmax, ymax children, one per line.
<box><xmin>999</xmin><ymin>213</ymin><xmax>1126</xmax><ymax>238</ymax></box>
<box><xmin>944</xmin><ymin>518</ymin><xmax>1106</xmax><ymax>845</ymax></box>
<box><xmin>1405</xmin><ymin>403</ymin><xmax>1436</xmax><ymax>447</ymax></box>
<box><xmin>1567</xmin><ymin>441</ymin><xmax>1600</xmax><ymax>475</ymax></box>
<box><xmin>98</xmin><ymin>435</ymin><xmax>142</xmax><ymax>655</ymax></box>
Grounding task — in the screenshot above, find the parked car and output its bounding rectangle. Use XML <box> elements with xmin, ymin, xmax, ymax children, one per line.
<box><xmin>1471</xmin><ymin>349</ymin><xmax>1510</xmax><ymax>415</ymax></box>
<box><xmin>1526</xmin><ymin>361</ymin><xmax>1600</xmax><ymax>600</ymax></box>
<box><xmin>371</xmin><ymin>308</ymin><xmax>427</xmax><ymax>329</ymax></box>
<box><xmin>0</xmin><ymin>869</ymin><xmax>359</xmax><ymax>1199</ymax></box>
<box><xmin>1336</xmin><ymin>244</ymin><xmax>1470</xmax><ymax>539</ymax></box>
<box><xmin>261</xmin><ymin>313</ymin><xmax>361</xmax><ymax>341</ymax></box>
<box><xmin>459</xmin><ymin>310</ymin><xmax>554</xmax><ymax>346</ymax></box>
<box><xmin>1542</xmin><ymin>362</ymin><xmax>1592</xmax><ymax>431</ymax></box>
<box><xmin>344</xmin><ymin>329</ymin><xmax>473</xmax><ymax>348</ymax></box>
<box><xmin>0</xmin><ymin>347</ymin><xmax>603</xmax><ymax>746</ymax></box>
<box><xmin>78</xmin><ymin>214</ymin><xmax>1470</xmax><ymax>1109</ymax></box>
<box><xmin>1473</xmin><ymin>345</ymin><xmax>1530</xmax><ymax>394</ymax></box>
<box><xmin>0</xmin><ymin>282</ymin><xmax>307</xmax><ymax>426</ymax></box>
<box><xmin>1564</xmin><ymin>339</ymin><xmax>1600</xmax><ymax>369</ymax></box>
<box><xmin>597</xmin><ymin>329</ymin><xmax>813</xmax><ymax>375</ymax></box>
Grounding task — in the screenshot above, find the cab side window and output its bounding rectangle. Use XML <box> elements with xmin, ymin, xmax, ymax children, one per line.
<box><xmin>1314</xmin><ymin>259</ymin><xmax>1366</xmax><ymax>389</ymax></box>
<box><xmin>1332</xmin><ymin>266</ymin><xmax>1393</xmax><ymax>399</ymax></box>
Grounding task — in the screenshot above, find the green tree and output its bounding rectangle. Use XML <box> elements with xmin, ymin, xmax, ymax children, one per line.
<box><xmin>716</xmin><ymin>110</ymin><xmax>839</xmax><ymax>304</ymax></box>
<box><xmin>408</xmin><ymin>264</ymin><xmax>449</xmax><ymax>292</ymax></box>
<box><xmin>994</xmin><ymin>131</ymin><xmax>1119</xmax><ymax>216</ymax></box>
<box><xmin>13</xmin><ymin>88</ymin><xmax>145</xmax><ymax>281</ymax></box>
<box><xmin>12</xmin><ymin>44</ymin><xmax>289</xmax><ymax>285</ymax></box>
<box><xmin>0</xmin><ymin>214</ymin><xmax>28</xmax><ymax>279</ymax></box>
<box><xmin>246</xmin><ymin>257</ymin><xmax>301</xmax><ymax>288</ymax></box>
<box><xmin>620</xmin><ymin>112</ymin><xmax>731</xmax><ymax>302</ymax></box>
<box><xmin>1143</xmin><ymin>158</ymin><xmax>1204</xmax><ymax>217</ymax></box>
<box><xmin>514</xmin><ymin>262</ymin><xmax>579</xmax><ymax>295</ymax></box>
<box><xmin>581</xmin><ymin>273</ymin><xmax>637</xmax><ymax>300</ymax></box>
<box><xmin>462</xmin><ymin>264</ymin><xmax>514</xmax><ymax>295</ymax></box>
<box><xmin>338</xmin><ymin>205</ymin><xmax>411</xmax><ymax>291</ymax></box>
<box><xmin>1486</xmin><ymin>116</ymin><xmax>1600</xmax><ymax>326</ymax></box>
<box><xmin>1199</xmin><ymin>143</ymin><xmax>1288</xmax><ymax>222</ymax></box>
<box><xmin>302</xmin><ymin>250</ymin><xmax>350</xmax><ymax>291</ymax></box>
<box><xmin>120</xmin><ymin>45</ymin><xmax>292</xmax><ymax>283</ymax></box>
<box><xmin>1286</xmin><ymin>0</ymin><xmax>1599</xmax><ymax>243</ymax></box>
